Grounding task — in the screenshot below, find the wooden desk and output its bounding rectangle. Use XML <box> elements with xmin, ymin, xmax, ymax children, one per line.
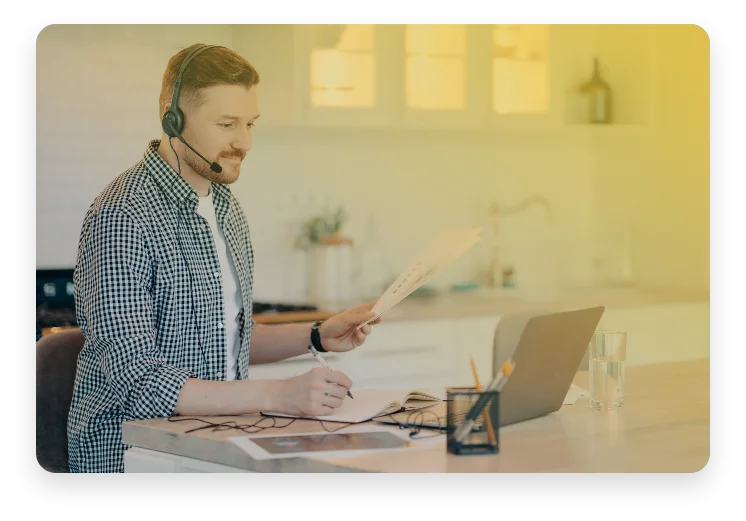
<box><xmin>122</xmin><ymin>359</ymin><xmax>709</xmax><ymax>472</ymax></box>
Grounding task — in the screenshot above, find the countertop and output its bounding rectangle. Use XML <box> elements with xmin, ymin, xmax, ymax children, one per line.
<box><xmin>313</xmin><ymin>285</ymin><xmax>709</xmax><ymax>324</ymax></box>
<box><xmin>42</xmin><ymin>286</ymin><xmax>709</xmax><ymax>335</ymax></box>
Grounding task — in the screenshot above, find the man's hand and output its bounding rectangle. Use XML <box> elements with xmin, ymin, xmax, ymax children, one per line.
<box><xmin>318</xmin><ymin>300</ymin><xmax>383</xmax><ymax>353</ymax></box>
<box><xmin>275</xmin><ymin>367</ymin><xmax>353</xmax><ymax>416</ymax></box>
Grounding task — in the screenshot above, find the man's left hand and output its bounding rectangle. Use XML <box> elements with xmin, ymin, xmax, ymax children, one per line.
<box><xmin>318</xmin><ymin>300</ymin><xmax>382</xmax><ymax>353</ymax></box>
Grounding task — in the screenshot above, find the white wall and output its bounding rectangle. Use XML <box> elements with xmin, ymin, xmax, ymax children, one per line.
<box><xmin>36</xmin><ymin>25</ymin><xmax>707</xmax><ymax>302</ymax></box>
<box><xmin>36</xmin><ymin>24</ymin><xmax>235</xmax><ymax>269</ymax></box>
<box><xmin>592</xmin><ymin>25</ymin><xmax>709</xmax><ymax>292</ymax></box>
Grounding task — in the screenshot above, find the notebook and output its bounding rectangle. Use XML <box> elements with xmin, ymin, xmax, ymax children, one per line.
<box><xmin>262</xmin><ymin>389</ymin><xmax>442</xmax><ymax>424</ymax></box>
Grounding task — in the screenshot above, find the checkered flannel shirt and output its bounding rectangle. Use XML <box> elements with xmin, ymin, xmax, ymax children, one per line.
<box><xmin>68</xmin><ymin>140</ymin><xmax>255</xmax><ymax>472</ymax></box>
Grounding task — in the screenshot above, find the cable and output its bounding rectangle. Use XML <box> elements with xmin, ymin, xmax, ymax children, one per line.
<box><xmin>168</xmin><ymin>414</ymin><xmax>361</xmax><ymax>434</ymax></box>
<box><xmin>168</xmin><ymin>136</ymin><xmax>182</xmax><ymax>177</ymax></box>
<box><xmin>381</xmin><ymin>409</ymin><xmax>447</xmax><ymax>440</ymax></box>
<box><xmin>167</xmin><ymin>408</ymin><xmax>454</xmax><ymax>438</ymax></box>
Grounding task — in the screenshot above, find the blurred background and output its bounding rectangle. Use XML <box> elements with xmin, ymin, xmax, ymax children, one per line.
<box><xmin>36</xmin><ymin>24</ymin><xmax>708</xmax><ymax>326</ymax></box>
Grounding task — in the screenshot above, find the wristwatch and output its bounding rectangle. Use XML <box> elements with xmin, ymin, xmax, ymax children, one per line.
<box><xmin>310</xmin><ymin>320</ymin><xmax>326</xmax><ymax>352</ymax></box>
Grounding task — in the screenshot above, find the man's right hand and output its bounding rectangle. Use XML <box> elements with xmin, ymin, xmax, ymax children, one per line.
<box><xmin>274</xmin><ymin>367</ymin><xmax>353</xmax><ymax>417</ymax></box>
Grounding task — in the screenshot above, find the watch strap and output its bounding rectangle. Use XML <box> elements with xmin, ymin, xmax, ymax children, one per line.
<box><xmin>310</xmin><ymin>320</ymin><xmax>326</xmax><ymax>352</ymax></box>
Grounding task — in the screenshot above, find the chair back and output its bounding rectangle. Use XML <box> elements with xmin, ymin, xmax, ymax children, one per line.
<box><xmin>36</xmin><ymin>328</ymin><xmax>85</xmax><ymax>472</ymax></box>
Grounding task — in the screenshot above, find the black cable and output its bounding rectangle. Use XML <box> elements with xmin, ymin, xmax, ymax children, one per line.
<box><xmin>167</xmin><ymin>414</ymin><xmax>361</xmax><ymax>434</ymax></box>
<box><xmin>380</xmin><ymin>409</ymin><xmax>447</xmax><ymax>440</ymax></box>
<box><xmin>168</xmin><ymin>136</ymin><xmax>182</xmax><ymax>178</ymax></box>
<box><xmin>167</xmin><ymin>408</ymin><xmax>452</xmax><ymax>438</ymax></box>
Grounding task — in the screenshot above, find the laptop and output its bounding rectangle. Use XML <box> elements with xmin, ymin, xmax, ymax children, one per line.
<box><xmin>375</xmin><ymin>306</ymin><xmax>605</xmax><ymax>430</ymax></box>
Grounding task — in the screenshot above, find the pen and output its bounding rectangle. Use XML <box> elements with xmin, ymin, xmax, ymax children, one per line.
<box><xmin>307</xmin><ymin>345</ymin><xmax>354</xmax><ymax>399</ymax></box>
<box><xmin>469</xmin><ymin>355</ymin><xmax>497</xmax><ymax>446</ymax></box>
<box><xmin>453</xmin><ymin>359</ymin><xmax>515</xmax><ymax>444</ymax></box>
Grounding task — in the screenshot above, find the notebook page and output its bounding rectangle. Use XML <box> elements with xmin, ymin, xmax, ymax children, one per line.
<box><xmin>263</xmin><ymin>389</ymin><xmax>416</xmax><ymax>424</ymax></box>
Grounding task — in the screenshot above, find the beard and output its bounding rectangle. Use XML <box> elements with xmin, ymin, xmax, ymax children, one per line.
<box><xmin>181</xmin><ymin>144</ymin><xmax>244</xmax><ymax>186</ymax></box>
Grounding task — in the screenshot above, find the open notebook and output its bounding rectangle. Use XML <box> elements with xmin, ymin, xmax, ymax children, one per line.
<box><xmin>262</xmin><ymin>389</ymin><xmax>441</xmax><ymax>424</ymax></box>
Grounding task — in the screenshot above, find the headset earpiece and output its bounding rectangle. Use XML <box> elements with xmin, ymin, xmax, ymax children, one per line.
<box><xmin>161</xmin><ymin>110</ymin><xmax>181</xmax><ymax>138</ymax></box>
<box><xmin>167</xmin><ymin>45</ymin><xmax>215</xmax><ymax>137</ymax></box>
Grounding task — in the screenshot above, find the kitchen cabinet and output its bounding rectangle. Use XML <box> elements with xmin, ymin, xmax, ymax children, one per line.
<box><xmin>486</xmin><ymin>24</ymin><xmax>560</xmax><ymax>132</ymax></box>
<box><xmin>399</xmin><ymin>24</ymin><xmax>488</xmax><ymax>130</ymax></box>
<box><xmin>231</xmin><ymin>24</ymin><xmax>656</xmax><ymax>135</ymax></box>
<box><xmin>232</xmin><ymin>24</ymin><xmax>399</xmax><ymax>128</ymax></box>
<box><xmin>231</xmin><ymin>24</ymin><xmax>494</xmax><ymax>130</ymax></box>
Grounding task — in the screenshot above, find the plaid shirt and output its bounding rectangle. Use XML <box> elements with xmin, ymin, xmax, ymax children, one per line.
<box><xmin>68</xmin><ymin>140</ymin><xmax>255</xmax><ymax>472</ymax></box>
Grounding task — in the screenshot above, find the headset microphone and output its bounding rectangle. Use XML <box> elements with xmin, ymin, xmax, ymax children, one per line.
<box><xmin>172</xmin><ymin>130</ymin><xmax>223</xmax><ymax>173</ymax></box>
<box><xmin>161</xmin><ymin>44</ymin><xmax>225</xmax><ymax>175</ymax></box>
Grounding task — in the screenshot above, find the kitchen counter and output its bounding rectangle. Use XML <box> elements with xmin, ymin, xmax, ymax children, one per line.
<box><xmin>316</xmin><ymin>285</ymin><xmax>709</xmax><ymax>323</ymax></box>
<box><xmin>41</xmin><ymin>286</ymin><xmax>709</xmax><ymax>334</ymax></box>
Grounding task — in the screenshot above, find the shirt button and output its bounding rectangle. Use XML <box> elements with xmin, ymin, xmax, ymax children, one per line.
<box><xmin>217</xmin><ymin>322</ymin><xmax>224</xmax><ymax>329</ymax></box>
<box><xmin>214</xmin><ymin>272</ymin><xmax>220</xmax><ymax>279</ymax></box>
<box><xmin>216</xmin><ymin>372</ymin><xmax>223</xmax><ymax>378</ymax></box>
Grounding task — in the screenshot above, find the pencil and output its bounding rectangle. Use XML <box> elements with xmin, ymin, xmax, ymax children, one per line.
<box><xmin>469</xmin><ymin>355</ymin><xmax>497</xmax><ymax>446</ymax></box>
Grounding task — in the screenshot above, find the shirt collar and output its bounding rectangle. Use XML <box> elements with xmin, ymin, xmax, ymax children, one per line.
<box><xmin>144</xmin><ymin>139</ymin><xmax>232</xmax><ymax>209</ymax></box>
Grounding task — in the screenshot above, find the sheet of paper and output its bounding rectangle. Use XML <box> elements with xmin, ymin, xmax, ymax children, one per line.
<box><xmin>357</xmin><ymin>228</ymin><xmax>482</xmax><ymax>329</ymax></box>
<box><xmin>377</xmin><ymin>233</ymin><xmax>480</xmax><ymax>312</ymax></box>
<box><xmin>564</xmin><ymin>384</ymin><xmax>589</xmax><ymax>405</ymax></box>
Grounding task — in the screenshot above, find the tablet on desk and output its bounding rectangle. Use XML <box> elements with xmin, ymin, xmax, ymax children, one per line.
<box><xmin>228</xmin><ymin>425</ymin><xmax>416</xmax><ymax>460</ymax></box>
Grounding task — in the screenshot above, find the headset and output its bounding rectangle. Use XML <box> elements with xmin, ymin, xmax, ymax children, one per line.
<box><xmin>161</xmin><ymin>44</ymin><xmax>224</xmax><ymax>174</ymax></box>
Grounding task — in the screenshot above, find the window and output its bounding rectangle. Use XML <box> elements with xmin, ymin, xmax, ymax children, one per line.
<box><xmin>492</xmin><ymin>24</ymin><xmax>549</xmax><ymax>114</ymax></box>
<box><xmin>310</xmin><ymin>24</ymin><xmax>376</xmax><ymax>108</ymax></box>
<box><xmin>405</xmin><ymin>24</ymin><xmax>467</xmax><ymax>110</ymax></box>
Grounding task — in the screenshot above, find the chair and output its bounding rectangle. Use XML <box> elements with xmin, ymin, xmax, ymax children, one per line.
<box><xmin>36</xmin><ymin>328</ymin><xmax>85</xmax><ymax>473</ymax></box>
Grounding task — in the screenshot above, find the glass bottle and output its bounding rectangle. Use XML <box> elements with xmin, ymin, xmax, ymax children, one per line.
<box><xmin>579</xmin><ymin>57</ymin><xmax>612</xmax><ymax>124</ymax></box>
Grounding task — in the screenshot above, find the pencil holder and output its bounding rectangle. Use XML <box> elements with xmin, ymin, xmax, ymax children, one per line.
<box><xmin>446</xmin><ymin>386</ymin><xmax>500</xmax><ymax>455</ymax></box>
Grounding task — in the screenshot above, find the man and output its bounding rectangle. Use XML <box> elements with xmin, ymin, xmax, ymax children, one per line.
<box><xmin>68</xmin><ymin>43</ymin><xmax>380</xmax><ymax>473</ymax></box>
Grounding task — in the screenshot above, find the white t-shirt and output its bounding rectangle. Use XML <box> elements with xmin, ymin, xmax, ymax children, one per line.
<box><xmin>196</xmin><ymin>188</ymin><xmax>243</xmax><ymax>381</ymax></box>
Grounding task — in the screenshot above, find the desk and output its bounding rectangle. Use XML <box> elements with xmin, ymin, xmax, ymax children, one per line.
<box><xmin>122</xmin><ymin>359</ymin><xmax>709</xmax><ymax>472</ymax></box>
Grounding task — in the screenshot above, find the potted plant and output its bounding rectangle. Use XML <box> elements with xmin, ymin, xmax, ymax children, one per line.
<box><xmin>295</xmin><ymin>206</ymin><xmax>354</xmax><ymax>305</ymax></box>
<box><xmin>295</xmin><ymin>206</ymin><xmax>352</xmax><ymax>250</ymax></box>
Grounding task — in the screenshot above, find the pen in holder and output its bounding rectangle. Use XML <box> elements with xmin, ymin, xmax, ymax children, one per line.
<box><xmin>446</xmin><ymin>386</ymin><xmax>500</xmax><ymax>455</ymax></box>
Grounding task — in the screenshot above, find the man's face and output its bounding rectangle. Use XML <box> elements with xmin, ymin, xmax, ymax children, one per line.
<box><xmin>178</xmin><ymin>84</ymin><xmax>259</xmax><ymax>185</ymax></box>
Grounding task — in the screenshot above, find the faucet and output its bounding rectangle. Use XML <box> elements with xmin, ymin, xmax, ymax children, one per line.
<box><xmin>488</xmin><ymin>195</ymin><xmax>552</xmax><ymax>287</ymax></box>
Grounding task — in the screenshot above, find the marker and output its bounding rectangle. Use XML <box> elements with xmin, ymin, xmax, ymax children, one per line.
<box><xmin>307</xmin><ymin>345</ymin><xmax>354</xmax><ymax>399</ymax></box>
